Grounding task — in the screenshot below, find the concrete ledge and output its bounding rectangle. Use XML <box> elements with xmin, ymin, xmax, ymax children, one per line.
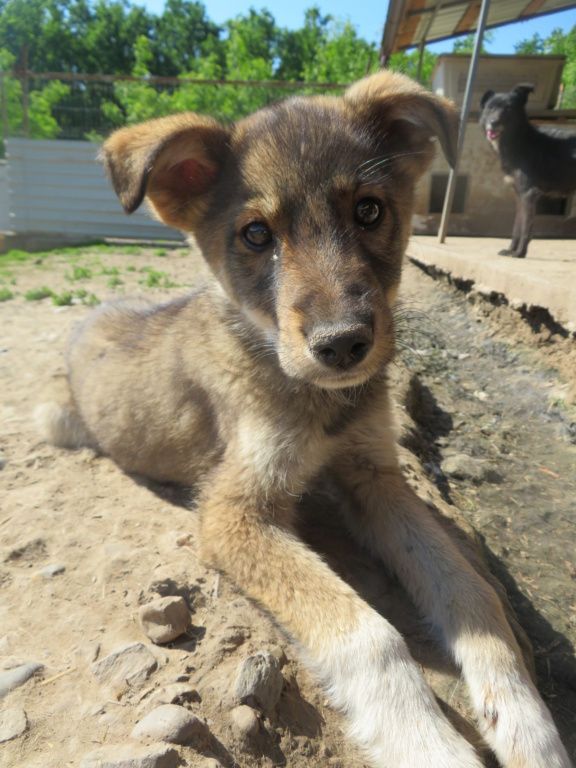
<box><xmin>407</xmin><ymin>236</ymin><xmax>576</xmax><ymax>334</ymax></box>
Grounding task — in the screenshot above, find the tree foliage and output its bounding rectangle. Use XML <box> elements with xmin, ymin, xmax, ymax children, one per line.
<box><xmin>1</xmin><ymin>0</ymin><xmax>575</xmax><ymax>142</ymax></box>
<box><xmin>515</xmin><ymin>26</ymin><xmax>576</xmax><ymax>108</ymax></box>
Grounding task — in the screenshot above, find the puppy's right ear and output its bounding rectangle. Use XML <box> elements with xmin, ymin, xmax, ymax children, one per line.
<box><xmin>480</xmin><ymin>90</ymin><xmax>494</xmax><ymax>108</ymax></box>
<box><xmin>101</xmin><ymin>113</ymin><xmax>230</xmax><ymax>231</ymax></box>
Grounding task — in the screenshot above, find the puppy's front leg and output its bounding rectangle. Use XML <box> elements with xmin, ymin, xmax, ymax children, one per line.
<box><xmin>334</xmin><ymin>457</ymin><xmax>572</xmax><ymax>768</ymax></box>
<box><xmin>199</xmin><ymin>448</ymin><xmax>482</xmax><ymax>768</ymax></box>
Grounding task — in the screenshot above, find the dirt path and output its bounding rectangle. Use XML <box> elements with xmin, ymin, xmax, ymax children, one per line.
<box><xmin>0</xmin><ymin>243</ymin><xmax>574</xmax><ymax>767</ymax></box>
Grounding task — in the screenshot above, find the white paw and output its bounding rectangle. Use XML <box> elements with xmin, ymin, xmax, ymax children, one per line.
<box><xmin>477</xmin><ymin>678</ymin><xmax>572</xmax><ymax>768</ymax></box>
<box><xmin>319</xmin><ymin>615</ymin><xmax>484</xmax><ymax>768</ymax></box>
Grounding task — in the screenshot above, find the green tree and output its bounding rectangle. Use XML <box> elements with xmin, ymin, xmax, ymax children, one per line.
<box><xmin>515</xmin><ymin>25</ymin><xmax>576</xmax><ymax>108</ymax></box>
<box><xmin>452</xmin><ymin>30</ymin><xmax>494</xmax><ymax>54</ymax></box>
<box><xmin>388</xmin><ymin>48</ymin><xmax>437</xmax><ymax>88</ymax></box>
<box><xmin>0</xmin><ymin>48</ymin><xmax>70</xmax><ymax>142</ymax></box>
<box><xmin>275</xmin><ymin>7</ymin><xmax>332</xmax><ymax>81</ymax></box>
<box><xmin>303</xmin><ymin>20</ymin><xmax>376</xmax><ymax>83</ymax></box>
<box><xmin>150</xmin><ymin>0</ymin><xmax>221</xmax><ymax>77</ymax></box>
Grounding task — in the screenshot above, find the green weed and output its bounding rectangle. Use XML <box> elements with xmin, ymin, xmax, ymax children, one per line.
<box><xmin>107</xmin><ymin>276</ymin><xmax>124</xmax><ymax>288</ymax></box>
<box><xmin>0</xmin><ymin>287</ymin><xmax>14</xmax><ymax>301</ymax></box>
<box><xmin>141</xmin><ymin>270</ymin><xmax>178</xmax><ymax>289</ymax></box>
<box><xmin>52</xmin><ymin>290</ymin><xmax>74</xmax><ymax>306</ymax></box>
<box><xmin>66</xmin><ymin>265</ymin><xmax>92</xmax><ymax>281</ymax></box>
<box><xmin>25</xmin><ymin>286</ymin><xmax>53</xmax><ymax>301</ymax></box>
<box><xmin>154</xmin><ymin>248</ymin><xmax>167</xmax><ymax>257</ymax></box>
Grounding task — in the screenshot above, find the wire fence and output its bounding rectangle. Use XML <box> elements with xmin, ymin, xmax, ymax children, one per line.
<box><xmin>0</xmin><ymin>68</ymin><xmax>349</xmax><ymax>147</ymax></box>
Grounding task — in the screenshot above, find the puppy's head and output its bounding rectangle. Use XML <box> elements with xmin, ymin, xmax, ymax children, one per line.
<box><xmin>480</xmin><ymin>84</ymin><xmax>534</xmax><ymax>142</ymax></box>
<box><xmin>102</xmin><ymin>70</ymin><xmax>458</xmax><ymax>389</ymax></box>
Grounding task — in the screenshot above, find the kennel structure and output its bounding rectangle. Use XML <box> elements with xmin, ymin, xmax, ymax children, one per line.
<box><xmin>381</xmin><ymin>0</ymin><xmax>576</xmax><ymax>240</ymax></box>
<box><xmin>412</xmin><ymin>54</ymin><xmax>576</xmax><ymax>238</ymax></box>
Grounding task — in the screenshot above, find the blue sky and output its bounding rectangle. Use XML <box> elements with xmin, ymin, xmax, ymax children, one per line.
<box><xmin>140</xmin><ymin>0</ymin><xmax>576</xmax><ymax>53</ymax></box>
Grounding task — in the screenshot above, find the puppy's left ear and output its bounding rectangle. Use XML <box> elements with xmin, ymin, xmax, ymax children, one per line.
<box><xmin>512</xmin><ymin>84</ymin><xmax>534</xmax><ymax>106</ymax></box>
<box><xmin>345</xmin><ymin>70</ymin><xmax>459</xmax><ymax>172</ymax></box>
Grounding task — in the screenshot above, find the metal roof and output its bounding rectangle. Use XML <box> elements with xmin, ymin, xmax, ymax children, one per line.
<box><xmin>381</xmin><ymin>0</ymin><xmax>576</xmax><ymax>60</ymax></box>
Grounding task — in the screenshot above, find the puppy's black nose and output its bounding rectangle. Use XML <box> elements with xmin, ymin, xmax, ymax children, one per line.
<box><xmin>310</xmin><ymin>327</ymin><xmax>373</xmax><ymax>369</ymax></box>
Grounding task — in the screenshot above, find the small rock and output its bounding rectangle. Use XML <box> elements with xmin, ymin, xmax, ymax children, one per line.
<box><xmin>0</xmin><ymin>708</ymin><xmax>28</xmax><ymax>743</ymax></box>
<box><xmin>442</xmin><ymin>454</ymin><xmax>488</xmax><ymax>483</ymax></box>
<box><xmin>268</xmin><ymin>645</ymin><xmax>288</xmax><ymax>667</ymax></box>
<box><xmin>32</xmin><ymin>563</ymin><xmax>66</xmax><ymax>580</ymax></box>
<box><xmin>139</xmin><ymin>597</ymin><xmax>190</xmax><ymax>644</ymax></box>
<box><xmin>131</xmin><ymin>704</ymin><xmax>206</xmax><ymax>745</ymax></box>
<box><xmin>79</xmin><ymin>742</ymin><xmax>180</xmax><ymax>768</ymax></box>
<box><xmin>91</xmin><ymin>643</ymin><xmax>158</xmax><ymax>689</ymax></box>
<box><xmin>234</xmin><ymin>651</ymin><xmax>283</xmax><ymax>714</ymax></box>
<box><xmin>0</xmin><ymin>662</ymin><xmax>44</xmax><ymax>699</ymax></box>
<box><xmin>197</xmin><ymin>759</ymin><xmax>222</xmax><ymax>768</ymax></box>
<box><xmin>230</xmin><ymin>705</ymin><xmax>259</xmax><ymax>739</ymax></box>
<box><xmin>0</xmin><ymin>455</ymin><xmax>7</xmax><ymax>470</ymax></box>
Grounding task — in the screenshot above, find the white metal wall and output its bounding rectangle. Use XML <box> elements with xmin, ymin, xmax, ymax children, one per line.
<box><xmin>0</xmin><ymin>161</ymin><xmax>10</xmax><ymax>232</ymax></box>
<box><xmin>5</xmin><ymin>138</ymin><xmax>183</xmax><ymax>241</ymax></box>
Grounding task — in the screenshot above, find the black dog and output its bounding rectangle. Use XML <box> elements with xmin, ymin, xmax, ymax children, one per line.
<box><xmin>480</xmin><ymin>84</ymin><xmax>576</xmax><ymax>258</ymax></box>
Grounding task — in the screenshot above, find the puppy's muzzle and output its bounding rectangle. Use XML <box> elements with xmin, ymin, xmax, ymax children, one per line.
<box><xmin>309</xmin><ymin>323</ymin><xmax>374</xmax><ymax>370</ymax></box>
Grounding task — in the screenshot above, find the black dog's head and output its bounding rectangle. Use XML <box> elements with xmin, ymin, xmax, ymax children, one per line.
<box><xmin>480</xmin><ymin>84</ymin><xmax>534</xmax><ymax>143</ymax></box>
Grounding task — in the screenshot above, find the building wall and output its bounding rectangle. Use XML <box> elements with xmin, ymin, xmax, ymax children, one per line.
<box><xmin>4</xmin><ymin>138</ymin><xmax>183</xmax><ymax>242</ymax></box>
<box><xmin>412</xmin><ymin>121</ymin><xmax>576</xmax><ymax>239</ymax></box>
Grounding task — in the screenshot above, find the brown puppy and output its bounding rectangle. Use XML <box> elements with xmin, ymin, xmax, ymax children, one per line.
<box><xmin>39</xmin><ymin>71</ymin><xmax>572</xmax><ymax>768</ymax></box>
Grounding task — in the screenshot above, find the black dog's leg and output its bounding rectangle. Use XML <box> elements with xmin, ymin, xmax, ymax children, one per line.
<box><xmin>500</xmin><ymin>189</ymin><xmax>538</xmax><ymax>258</ymax></box>
<box><xmin>499</xmin><ymin>195</ymin><xmax>522</xmax><ymax>256</ymax></box>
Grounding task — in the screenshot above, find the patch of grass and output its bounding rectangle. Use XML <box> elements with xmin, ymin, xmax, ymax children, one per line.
<box><xmin>84</xmin><ymin>292</ymin><xmax>100</xmax><ymax>306</ymax></box>
<box><xmin>122</xmin><ymin>246</ymin><xmax>141</xmax><ymax>255</ymax></box>
<box><xmin>52</xmin><ymin>290</ymin><xmax>74</xmax><ymax>306</ymax></box>
<box><xmin>100</xmin><ymin>265</ymin><xmax>120</xmax><ymax>276</ymax></box>
<box><xmin>139</xmin><ymin>265</ymin><xmax>152</xmax><ymax>273</ymax></box>
<box><xmin>0</xmin><ymin>249</ymin><xmax>37</xmax><ymax>264</ymax></box>
<box><xmin>154</xmin><ymin>248</ymin><xmax>167</xmax><ymax>257</ymax></box>
<box><xmin>66</xmin><ymin>265</ymin><xmax>92</xmax><ymax>281</ymax></box>
<box><xmin>126</xmin><ymin>265</ymin><xmax>137</xmax><ymax>272</ymax></box>
<box><xmin>0</xmin><ymin>287</ymin><xmax>14</xmax><ymax>301</ymax></box>
<box><xmin>107</xmin><ymin>276</ymin><xmax>124</xmax><ymax>288</ymax></box>
<box><xmin>25</xmin><ymin>286</ymin><xmax>53</xmax><ymax>301</ymax></box>
<box><xmin>140</xmin><ymin>270</ymin><xmax>178</xmax><ymax>289</ymax></box>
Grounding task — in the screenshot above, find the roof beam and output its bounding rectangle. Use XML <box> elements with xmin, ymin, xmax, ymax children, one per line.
<box><xmin>521</xmin><ymin>0</ymin><xmax>548</xmax><ymax>15</ymax></box>
<box><xmin>455</xmin><ymin>1</ymin><xmax>482</xmax><ymax>33</ymax></box>
<box><xmin>397</xmin><ymin>0</ymin><xmax>428</xmax><ymax>51</ymax></box>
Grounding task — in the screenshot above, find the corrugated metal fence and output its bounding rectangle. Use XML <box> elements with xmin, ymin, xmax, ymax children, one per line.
<box><xmin>3</xmin><ymin>138</ymin><xmax>183</xmax><ymax>242</ymax></box>
<box><xmin>0</xmin><ymin>161</ymin><xmax>9</xmax><ymax>232</ymax></box>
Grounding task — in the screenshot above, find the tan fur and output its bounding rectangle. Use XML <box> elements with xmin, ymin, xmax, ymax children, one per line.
<box><xmin>42</xmin><ymin>71</ymin><xmax>571</xmax><ymax>768</ymax></box>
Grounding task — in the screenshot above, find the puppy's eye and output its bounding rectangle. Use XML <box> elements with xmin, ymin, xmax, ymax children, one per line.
<box><xmin>242</xmin><ymin>221</ymin><xmax>273</xmax><ymax>250</ymax></box>
<box><xmin>355</xmin><ymin>198</ymin><xmax>383</xmax><ymax>228</ymax></box>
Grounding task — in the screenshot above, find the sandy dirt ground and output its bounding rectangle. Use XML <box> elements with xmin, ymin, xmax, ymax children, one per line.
<box><xmin>1</xmin><ymin>241</ymin><xmax>575</xmax><ymax>767</ymax></box>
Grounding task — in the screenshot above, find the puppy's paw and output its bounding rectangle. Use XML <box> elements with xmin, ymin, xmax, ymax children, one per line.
<box><xmin>478</xmin><ymin>683</ymin><xmax>572</xmax><ymax>768</ymax></box>
<box><xmin>325</xmin><ymin>616</ymin><xmax>484</xmax><ymax>768</ymax></box>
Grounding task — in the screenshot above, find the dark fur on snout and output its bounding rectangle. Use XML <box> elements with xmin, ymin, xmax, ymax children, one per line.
<box><xmin>480</xmin><ymin>84</ymin><xmax>576</xmax><ymax>258</ymax></box>
<box><xmin>37</xmin><ymin>71</ymin><xmax>573</xmax><ymax>768</ymax></box>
